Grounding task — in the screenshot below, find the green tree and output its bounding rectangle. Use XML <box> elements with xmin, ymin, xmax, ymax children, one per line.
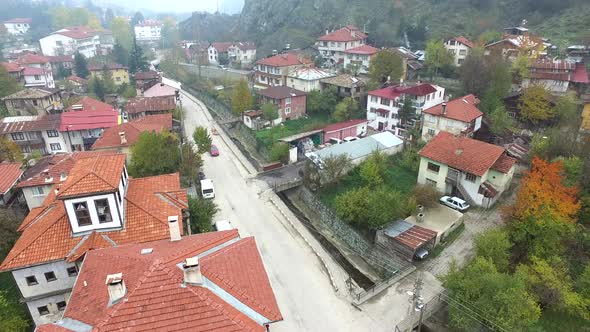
<box><xmin>0</xmin><ymin>65</ymin><xmax>22</xmax><ymax>115</ymax></box>
<box><xmin>128</xmin><ymin>36</ymin><xmax>149</xmax><ymax>74</ymax></box>
<box><xmin>443</xmin><ymin>257</ymin><xmax>541</xmax><ymax>331</ymax></box>
<box><xmin>398</xmin><ymin>96</ymin><xmax>415</xmax><ymax>127</ymax></box>
<box><xmin>130</xmin><ymin>11</ymin><xmax>144</xmax><ymax>27</ymax></box>
<box><xmin>231</xmin><ymin>79</ymin><xmax>252</xmax><ymax>115</ymax></box>
<box><xmin>475</xmin><ymin>228</ymin><xmax>512</xmax><ymax>272</ymax></box>
<box><xmin>112</xmin><ymin>42</ymin><xmax>129</xmax><ymax>66</ymax></box>
<box><xmin>512</xmin><ymin>55</ymin><xmax>531</xmax><ymax>83</ymax></box>
<box><xmin>101</xmin><ymin>65</ymin><xmax>116</xmax><ymax>94</ymax></box>
<box><xmin>160</xmin><ymin>17</ymin><xmax>180</xmax><ymax>49</ymax></box>
<box><xmin>55</xmin><ymin>63</ymin><xmax>71</xmax><ymax>80</ymax></box>
<box><xmin>270</xmin><ymin>142</ymin><xmax>290</xmax><ymax>163</ymax></box>
<box><xmin>49</xmin><ymin>6</ymin><xmax>101</xmax><ymax>30</ymax></box>
<box><xmin>460</xmin><ymin>48</ymin><xmax>488</xmax><ymax>95</ymax></box>
<box><xmin>188</xmin><ymin>197</ymin><xmax>218</xmax><ymax>234</ymax></box>
<box><xmin>74</xmin><ymin>52</ymin><xmax>89</xmax><ymax>78</ymax></box>
<box><xmin>0</xmin><ymin>137</ymin><xmax>23</xmax><ymax>162</ymax></box>
<box><xmin>110</xmin><ymin>17</ymin><xmax>133</xmax><ymax>50</ymax></box>
<box><xmin>554</xmin><ymin>92</ymin><xmax>579</xmax><ymax>127</ymax></box>
<box><xmin>179</xmin><ymin>142</ymin><xmax>203</xmax><ymax>186</ymax></box>
<box><xmin>360</xmin><ymin>151</ymin><xmax>387</xmax><ymax>187</ymax></box>
<box><xmin>322</xmin><ymin>154</ymin><xmax>352</xmax><ymax>184</ymax></box>
<box><xmin>489</xmin><ymin>105</ymin><xmax>513</xmax><ymax>135</ymax></box>
<box><xmin>307</xmin><ymin>87</ymin><xmax>339</xmax><ymax>114</ymax></box>
<box><xmin>129</xmin><ymin>131</ymin><xmax>180</xmax><ymax>177</ymax></box>
<box><xmin>411</xmin><ymin>184</ymin><xmax>441</xmax><ymax>209</ymax></box>
<box><xmin>88</xmin><ymin>76</ymin><xmax>106</xmax><ymax>101</ymax></box>
<box><xmin>368</xmin><ymin>49</ymin><xmax>403</xmax><ymax>85</ymax></box>
<box><xmin>333</xmin><ymin>97</ymin><xmax>358</xmax><ymax>122</ymax></box>
<box><xmin>0</xmin><ymin>291</ymin><xmax>29</xmax><ymax>332</ymax></box>
<box><xmin>335</xmin><ymin>187</ymin><xmax>405</xmax><ymax>229</ymax></box>
<box><xmin>519</xmin><ymin>85</ymin><xmax>554</xmax><ymax>124</ymax></box>
<box><xmin>192</xmin><ymin>127</ymin><xmax>212</xmax><ymax>153</ymax></box>
<box><xmin>104</xmin><ymin>8</ymin><xmax>114</xmax><ymax>28</ymax></box>
<box><xmin>425</xmin><ymin>39</ymin><xmax>453</xmax><ymax>78</ymax></box>
<box><xmin>261</xmin><ymin>102</ymin><xmax>278</xmax><ymax>125</ymax></box>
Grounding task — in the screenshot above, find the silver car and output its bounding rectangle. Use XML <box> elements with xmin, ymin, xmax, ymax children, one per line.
<box><xmin>439</xmin><ymin>196</ymin><xmax>470</xmax><ymax>212</ymax></box>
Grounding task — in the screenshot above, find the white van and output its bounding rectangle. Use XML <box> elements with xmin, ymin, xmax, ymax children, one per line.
<box><xmin>200</xmin><ymin>179</ymin><xmax>215</xmax><ymax>199</ymax></box>
<box><xmin>214</xmin><ymin>220</ymin><xmax>234</xmax><ymax>231</ymax></box>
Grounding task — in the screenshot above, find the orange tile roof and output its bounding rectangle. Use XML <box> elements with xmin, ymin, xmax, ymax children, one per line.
<box><xmin>453</xmin><ymin>36</ymin><xmax>475</xmax><ymax>48</ymax></box>
<box><xmin>423</xmin><ymin>94</ymin><xmax>483</xmax><ymax>123</ymax></box>
<box><xmin>419</xmin><ymin>132</ymin><xmax>505</xmax><ymax>177</ymax></box>
<box><xmin>491</xmin><ymin>153</ymin><xmax>517</xmax><ymax>174</ymax></box>
<box><xmin>48</xmin><ymin>232</ymin><xmax>281</xmax><ymax>331</ymax></box>
<box><xmin>0</xmin><ymin>172</ymin><xmax>187</xmax><ymax>271</ymax></box>
<box><xmin>0</xmin><ymin>162</ymin><xmax>23</xmax><ymax>194</ymax></box>
<box><xmin>92</xmin><ymin>114</ymin><xmax>172</xmax><ymax>149</ymax></box>
<box><xmin>318</xmin><ymin>25</ymin><xmax>367</xmax><ymax>42</ymax></box>
<box><xmin>255</xmin><ymin>53</ymin><xmax>313</xmax><ymax>67</ymax></box>
<box><xmin>56</xmin><ymin>154</ymin><xmax>126</xmax><ymax>198</ymax></box>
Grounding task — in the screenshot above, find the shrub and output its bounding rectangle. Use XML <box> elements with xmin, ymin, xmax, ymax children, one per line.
<box><xmin>411</xmin><ymin>184</ymin><xmax>442</xmax><ymax>208</ymax></box>
<box><xmin>270</xmin><ymin>142</ymin><xmax>289</xmax><ymax>163</ymax></box>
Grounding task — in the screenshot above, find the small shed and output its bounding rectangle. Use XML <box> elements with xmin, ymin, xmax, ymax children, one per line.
<box><xmin>323</xmin><ymin>119</ymin><xmax>368</xmax><ymax>142</ymax></box>
<box><xmin>243</xmin><ymin>110</ymin><xmax>264</xmax><ymax>130</ymax></box>
<box><xmin>375</xmin><ymin>219</ymin><xmax>437</xmax><ymax>262</ymax></box>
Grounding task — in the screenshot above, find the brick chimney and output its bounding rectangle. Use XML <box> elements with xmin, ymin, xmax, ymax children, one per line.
<box><xmin>168</xmin><ymin>215</ymin><xmax>181</xmax><ymax>242</ymax></box>
<box><xmin>119</xmin><ymin>131</ymin><xmax>127</xmax><ymax>145</ymax></box>
<box><xmin>182</xmin><ymin>257</ymin><xmax>203</xmax><ymax>285</ymax></box>
<box><xmin>105</xmin><ymin>273</ymin><xmax>126</xmax><ymax>305</ymax></box>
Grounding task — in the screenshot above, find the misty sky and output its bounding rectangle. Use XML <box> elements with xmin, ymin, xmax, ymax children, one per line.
<box><xmin>99</xmin><ymin>0</ymin><xmax>242</xmax><ymax>14</ymax></box>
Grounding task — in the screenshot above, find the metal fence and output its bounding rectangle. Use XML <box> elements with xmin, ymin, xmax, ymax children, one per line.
<box><xmin>395</xmin><ymin>291</ymin><xmax>447</xmax><ymax>332</ymax></box>
<box><xmin>352</xmin><ymin>264</ymin><xmax>416</xmax><ymax>305</ymax></box>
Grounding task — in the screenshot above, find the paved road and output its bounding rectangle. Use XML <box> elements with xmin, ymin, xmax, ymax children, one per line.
<box><xmin>180</xmin><ymin>89</ymin><xmax>422</xmax><ymax>331</ymax></box>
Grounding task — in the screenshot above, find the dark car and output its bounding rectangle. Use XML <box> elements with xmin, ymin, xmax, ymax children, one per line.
<box><xmin>210</xmin><ymin>144</ymin><xmax>219</xmax><ymax>156</ymax></box>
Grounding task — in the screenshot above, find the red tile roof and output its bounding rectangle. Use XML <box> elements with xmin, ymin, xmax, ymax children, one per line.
<box><xmin>23</xmin><ymin>67</ymin><xmax>48</xmax><ymax>76</ymax></box>
<box><xmin>423</xmin><ymin>94</ymin><xmax>482</xmax><ymax>123</ymax></box>
<box><xmin>125</xmin><ymin>96</ymin><xmax>176</xmax><ymax>114</ymax></box>
<box><xmin>56</xmin><ymin>154</ymin><xmax>126</xmax><ymax>198</ymax></box>
<box><xmin>16</xmin><ymin>53</ymin><xmax>50</xmax><ymax>65</ymax></box>
<box><xmin>134</xmin><ymin>70</ymin><xmax>160</xmax><ymax>80</ymax></box>
<box><xmin>491</xmin><ymin>153</ymin><xmax>517</xmax><ymax>174</ymax></box>
<box><xmin>211</xmin><ymin>42</ymin><xmax>233</xmax><ymax>53</ymax></box>
<box><xmin>257</xmin><ymin>86</ymin><xmax>307</xmax><ymax>99</ymax></box>
<box><xmin>46</xmin><ymin>55</ymin><xmax>74</xmax><ymax>63</ymax></box>
<box><xmin>453</xmin><ymin>36</ymin><xmax>475</xmax><ymax>48</ymax></box>
<box><xmin>0</xmin><ymin>168</ymin><xmax>187</xmax><ymax>271</ymax></box>
<box><xmin>66</xmin><ymin>97</ymin><xmax>114</xmax><ymax>113</ymax></box>
<box><xmin>419</xmin><ymin>132</ymin><xmax>506</xmax><ymax>177</ymax></box>
<box><xmin>0</xmin><ymin>163</ymin><xmax>23</xmax><ymax>195</ymax></box>
<box><xmin>573</xmin><ymin>62</ymin><xmax>589</xmax><ymax>84</ymax></box>
<box><xmin>344</xmin><ymin>45</ymin><xmax>379</xmax><ymax>55</ymax></box>
<box><xmin>143</xmin><ymin>83</ymin><xmax>178</xmax><ymax>98</ymax></box>
<box><xmin>530</xmin><ymin>60</ymin><xmax>575</xmax><ymax>71</ymax></box>
<box><xmin>66</xmin><ymin>75</ymin><xmax>87</xmax><ymax>85</ymax></box>
<box><xmin>50</xmin><ymin>232</ymin><xmax>281</xmax><ymax>331</ymax></box>
<box><xmin>1</xmin><ymin>62</ymin><xmax>23</xmax><ymax>73</ymax></box>
<box><xmin>92</xmin><ymin>114</ymin><xmax>173</xmax><ymax>149</ymax></box>
<box><xmin>323</xmin><ymin>119</ymin><xmax>368</xmax><ymax>133</ymax></box>
<box><xmin>255</xmin><ymin>53</ymin><xmax>313</xmax><ymax>67</ymax></box>
<box><xmin>60</xmin><ymin>110</ymin><xmax>118</xmax><ymax>131</ymax></box>
<box><xmin>369</xmin><ymin>83</ymin><xmax>438</xmax><ymax>99</ymax></box>
<box><xmin>55</xmin><ymin>26</ymin><xmax>100</xmax><ymax>39</ymax></box>
<box><xmin>4</xmin><ymin>18</ymin><xmax>32</xmax><ymax>24</ymax></box>
<box><xmin>401</xmin><ymin>83</ymin><xmax>438</xmax><ymax>96</ymax></box>
<box><xmin>318</xmin><ymin>26</ymin><xmax>368</xmax><ymax>42</ymax></box>
<box><xmin>87</xmin><ymin>63</ymin><xmax>127</xmax><ymax>71</ymax></box>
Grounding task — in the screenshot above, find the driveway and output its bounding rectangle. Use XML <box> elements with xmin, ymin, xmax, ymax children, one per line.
<box><xmin>180</xmin><ymin>89</ymin><xmax>422</xmax><ymax>331</ymax></box>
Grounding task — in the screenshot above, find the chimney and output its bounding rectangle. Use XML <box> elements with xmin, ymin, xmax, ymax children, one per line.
<box><xmin>168</xmin><ymin>215</ymin><xmax>181</xmax><ymax>242</ymax></box>
<box><xmin>60</xmin><ymin>171</ymin><xmax>67</xmax><ymax>181</ymax></box>
<box><xmin>182</xmin><ymin>257</ymin><xmax>203</xmax><ymax>285</ymax></box>
<box><xmin>325</xmin><ymin>29</ymin><xmax>329</xmax><ymax>35</ymax></box>
<box><xmin>43</xmin><ymin>170</ymin><xmax>53</xmax><ymax>183</ymax></box>
<box><xmin>441</xmin><ymin>102</ymin><xmax>447</xmax><ymax>115</ymax></box>
<box><xmin>119</xmin><ymin>131</ymin><xmax>127</xmax><ymax>145</ymax></box>
<box><xmin>105</xmin><ymin>273</ymin><xmax>126</xmax><ymax>305</ymax></box>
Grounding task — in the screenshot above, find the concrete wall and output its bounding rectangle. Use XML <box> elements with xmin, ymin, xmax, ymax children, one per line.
<box><xmin>421</xmin><ymin>114</ymin><xmax>480</xmax><ymax>141</ymax></box>
<box><xmin>12</xmin><ymin>260</ymin><xmax>78</xmax><ymax>299</ymax></box>
<box><xmin>26</xmin><ymin>291</ymin><xmax>70</xmax><ymax>326</ymax></box>
<box><xmin>444</xmin><ymin>40</ymin><xmax>471</xmax><ymax>66</ymax></box>
<box><xmin>417</xmin><ymin>157</ymin><xmax>450</xmax><ymax>193</ymax></box>
<box><xmin>286</xmin><ymin>77</ymin><xmax>321</xmax><ymax>92</ymax></box>
<box><xmin>22</xmin><ymin>185</ymin><xmax>52</xmax><ymax>209</ymax></box>
<box><xmin>180</xmin><ymin>63</ymin><xmax>248</xmax><ymax>82</ymax></box>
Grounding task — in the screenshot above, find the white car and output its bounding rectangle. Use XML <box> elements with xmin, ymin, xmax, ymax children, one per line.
<box><xmin>343</xmin><ymin>136</ymin><xmax>359</xmax><ymax>142</ymax></box>
<box><xmin>439</xmin><ymin>196</ymin><xmax>470</xmax><ymax>212</ymax></box>
<box><xmin>214</xmin><ymin>220</ymin><xmax>234</xmax><ymax>231</ymax></box>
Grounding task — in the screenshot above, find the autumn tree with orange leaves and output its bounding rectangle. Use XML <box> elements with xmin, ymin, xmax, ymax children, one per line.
<box><xmin>513</xmin><ymin>157</ymin><xmax>580</xmax><ymax>223</ymax></box>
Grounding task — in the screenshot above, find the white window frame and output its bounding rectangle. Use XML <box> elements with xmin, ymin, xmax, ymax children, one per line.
<box><xmin>285</xmin><ymin>107</ymin><xmax>291</xmax><ymax>114</ymax></box>
<box><xmin>32</xmin><ymin>186</ymin><xmax>45</xmax><ymax>196</ymax></box>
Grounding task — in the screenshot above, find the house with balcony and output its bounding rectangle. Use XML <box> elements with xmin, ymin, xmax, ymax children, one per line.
<box><xmin>0</xmin><ymin>114</ymin><xmax>65</xmax><ymax>155</ymax></box>
<box><xmin>343</xmin><ymin>45</ymin><xmax>379</xmax><ymax>74</ymax></box>
<box><xmin>134</xmin><ymin>20</ymin><xmax>162</xmax><ymax>42</ymax></box>
<box><xmin>366</xmin><ymin>82</ymin><xmax>445</xmax><ymax>136</ymax></box>
<box><xmin>484</xmin><ymin>27</ymin><xmax>548</xmax><ymax>60</ymax></box>
<box><xmin>444</xmin><ymin>36</ymin><xmax>474</xmax><ymax>66</ymax></box>
<box><xmin>0</xmin><ymin>153</ymin><xmax>189</xmax><ymax>327</ymax></box>
<box><xmin>228</xmin><ymin>42</ymin><xmax>257</xmax><ymax>67</ymax></box>
<box><xmin>2</xmin><ymin>88</ymin><xmax>63</xmax><ymax>116</ymax></box>
<box><xmin>23</xmin><ymin>67</ymin><xmax>55</xmax><ymax>89</ymax></box>
<box><xmin>522</xmin><ymin>60</ymin><xmax>589</xmax><ymax>95</ymax></box>
<box><xmin>15</xmin><ymin>53</ymin><xmax>53</xmax><ymax>73</ymax></box>
<box><xmin>36</xmin><ymin>229</ymin><xmax>282</xmax><ymax>332</ymax></box>
<box><xmin>253</xmin><ymin>53</ymin><xmax>313</xmax><ymax>89</ymax></box>
<box><xmin>418</xmin><ymin>132</ymin><xmax>517</xmax><ymax>208</ymax></box>
<box><xmin>62</xmin><ymin>97</ymin><xmax>119</xmax><ymax>151</ymax></box>
<box><xmin>257</xmin><ymin>86</ymin><xmax>307</xmax><ymax>122</ymax></box>
<box><xmin>421</xmin><ymin>94</ymin><xmax>483</xmax><ymax>141</ymax></box>
<box><xmin>286</xmin><ymin>67</ymin><xmax>336</xmax><ymax>92</ymax></box>
<box><xmin>39</xmin><ymin>26</ymin><xmax>102</xmax><ymax>58</ymax></box>
<box><xmin>3</xmin><ymin>18</ymin><xmax>31</xmax><ymax>35</ymax></box>
<box><xmin>88</xmin><ymin>63</ymin><xmax>130</xmax><ymax>85</ymax></box>
<box><xmin>320</xmin><ymin>74</ymin><xmax>368</xmax><ymax>101</ymax></box>
<box><xmin>316</xmin><ymin>25</ymin><xmax>368</xmax><ymax>67</ymax></box>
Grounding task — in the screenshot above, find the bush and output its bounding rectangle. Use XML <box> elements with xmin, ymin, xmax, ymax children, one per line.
<box><xmin>411</xmin><ymin>184</ymin><xmax>442</xmax><ymax>208</ymax></box>
<box><xmin>399</xmin><ymin>146</ymin><xmax>421</xmax><ymax>172</ymax></box>
<box><xmin>188</xmin><ymin>197</ymin><xmax>219</xmax><ymax>234</ymax></box>
<box><xmin>270</xmin><ymin>142</ymin><xmax>289</xmax><ymax>163</ymax></box>
<box><xmin>334</xmin><ymin>187</ymin><xmax>407</xmax><ymax>229</ymax></box>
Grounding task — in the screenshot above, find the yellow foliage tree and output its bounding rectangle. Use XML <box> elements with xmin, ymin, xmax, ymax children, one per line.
<box><xmin>518</xmin><ymin>85</ymin><xmax>554</xmax><ymax>124</ymax></box>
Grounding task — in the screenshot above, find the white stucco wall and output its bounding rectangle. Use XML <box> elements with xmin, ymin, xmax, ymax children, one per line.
<box><xmin>286</xmin><ymin>77</ymin><xmax>321</xmax><ymax>92</ymax></box>
<box><xmin>64</xmin><ymin>193</ymin><xmax>122</xmax><ymax>234</ymax></box>
<box><xmin>22</xmin><ymin>185</ymin><xmax>52</xmax><ymax>209</ymax></box>
<box><xmin>25</xmin><ymin>291</ymin><xmax>70</xmax><ymax>326</ymax></box>
<box><xmin>12</xmin><ymin>260</ymin><xmax>78</xmax><ymax>299</ymax></box>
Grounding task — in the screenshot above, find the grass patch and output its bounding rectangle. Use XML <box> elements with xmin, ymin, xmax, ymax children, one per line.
<box><xmin>253</xmin><ymin>113</ymin><xmax>334</xmax><ymax>149</ymax></box>
<box><xmin>318</xmin><ymin>156</ymin><xmax>418</xmax><ymax>208</ymax></box>
<box><xmin>429</xmin><ymin>223</ymin><xmax>466</xmax><ymax>258</ymax></box>
<box><xmin>0</xmin><ymin>271</ymin><xmax>30</xmax><ymax>329</ymax></box>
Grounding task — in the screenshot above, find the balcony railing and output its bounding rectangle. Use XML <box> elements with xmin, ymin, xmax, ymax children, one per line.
<box><xmin>445</xmin><ymin>171</ymin><xmax>458</xmax><ymax>184</ymax></box>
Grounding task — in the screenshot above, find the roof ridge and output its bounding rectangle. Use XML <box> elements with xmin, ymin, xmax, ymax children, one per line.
<box><xmin>157</xmin><ymin>231</ymin><xmax>239</xmax><ymax>265</ymax></box>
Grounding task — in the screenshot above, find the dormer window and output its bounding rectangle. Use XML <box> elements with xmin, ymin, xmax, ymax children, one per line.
<box><xmin>95</xmin><ymin>199</ymin><xmax>112</xmax><ymax>223</ymax></box>
<box><xmin>74</xmin><ymin>202</ymin><xmax>91</xmax><ymax>226</ymax></box>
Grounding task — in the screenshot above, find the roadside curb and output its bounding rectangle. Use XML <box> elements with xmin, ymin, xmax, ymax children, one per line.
<box><xmin>267</xmin><ymin>194</ymin><xmax>340</xmax><ymax>294</ymax></box>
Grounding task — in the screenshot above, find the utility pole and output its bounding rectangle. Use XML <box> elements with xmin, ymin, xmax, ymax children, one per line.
<box><xmin>411</xmin><ymin>274</ymin><xmax>426</xmax><ymax>332</ymax></box>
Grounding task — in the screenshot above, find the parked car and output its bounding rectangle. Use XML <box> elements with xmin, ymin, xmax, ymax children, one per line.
<box><xmin>439</xmin><ymin>196</ymin><xmax>470</xmax><ymax>212</ymax></box>
<box><xmin>200</xmin><ymin>179</ymin><xmax>215</xmax><ymax>199</ymax></box>
<box><xmin>343</xmin><ymin>136</ymin><xmax>359</xmax><ymax>142</ymax></box>
<box><xmin>210</xmin><ymin>144</ymin><xmax>219</xmax><ymax>156</ymax></box>
<box><xmin>214</xmin><ymin>219</ymin><xmax>234</xmax><ymax>231</ymax></box>
<box><xmin>329</xmin><ymin>138</ymin><xmax>343</xmax><ymax>145</ymax></box>
<box><xmin>414</xmin><ymin>248</ymin><xmax>429</xmax><ymax>260</ymax></box>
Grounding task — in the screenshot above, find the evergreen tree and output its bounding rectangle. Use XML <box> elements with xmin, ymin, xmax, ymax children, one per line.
<box><xmin>104</xmin><ymin>8</ymin><xmax>114</xmax><ymax>28</ymax></box>
<box><xmin>74</xmin><ymin>52</ymin><xmax>89</xmax><ymax>78</ymax></box>
<box><xmin>128</xmin><ymin>36</ymin><xmax>149</xmax><ymax>74</ymax></box>
<box><xmin>113</xmin><ymin>42</ymin><xmax>129</xmax><ymax>66</ymax></box>
<box><xmin>101</xmin><ymin>65</ymin><xmax>116</xmax><ymax>94</ymax></box>
<box><xmin>130</xmin><ymin>11</ymin><xmax>144</xmax><ymax>27</ymax></box>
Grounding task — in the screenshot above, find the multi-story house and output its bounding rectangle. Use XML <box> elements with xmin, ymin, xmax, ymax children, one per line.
<box><xmin>421</xmin><ymin>94</ymin><xmax>483</xmax><ymax>141</ymax></box>
<box><xmin>228</xmin><ymin>42</ymin><xmax>257</xmax><ymax>66</ymax></box>
<box><xmin>253</xmin><ymin>53</ymin><xmax>313</xmax><ymax>89</ymax></box>
<box><xmin>2</xmin><ymin>87</ymin><xmax>63</xmax><ymax>116</ymax></box>
<box><xmin>39</xmin><ymin>26</ymin><xmax>102</xmax><ymax>58</ymax></box>
<box><xmin>207</xmin><ymin>42</ymin><xmax>233</xmax><ymax>65</ymax></box>
<box><xmin>257</xmin><ymin>86</ymin><xmax>307</xmax><ymax>122</ymax></box>
<box><xmin>0</xmin><ymin>114</ymin><xmax>64</xmax><ymax>156</ymax></box>
<box><xmin>62</xmin><ymin>97</ymin><xmax>119</xmax><ymax>151</ymax></box>
<box><xmin>484</xmin><ymin>27</ymin><xmax>547</xmax><ymax>60</ymax></box>
<box><xmin>88</xmin><ymin>63</ymin><xmax>130</xmax><ymax>85</ymax></box>
<box><xmin>286</xmin><ymin>67</ymin><xmax>335</xmax><ymax>92</ymax></box>
<box><xmin>343</xmin><ymin>45</ymin><xmax>379</xmax><ymax>74</ymax></box>
<box><xmin>316</xmin><ymin>25</ymin><xmax>368</xmax><ymax>66</ymax></box>
<box><xmin>134</xmin><ymin>20</ymin><xmax>162</xmax><ymax>42</ymax></box>
<box><xmin>320</xmin><ymin>74</ymin><xmax>368</xmax><ymax>101</ymax></box>
<box><xmin>36</xmin><ymin>230</ymin><xmax>283</xmax><ymax>332</ymax></box>
<box><xmin>444</xmin><ymin>36</ymin><xmax>474</xmax><ymax>66</ymax></box>
<box><xmin>3</xmin><ymin>18</ymin><xmax>31</xmax><ymax>35</ymax></box>
<box><xmin>366</xmin><ymin>82</ymin><xmax>445</xmax><ymax>136</ymax></box>
<box><xmin>417</xmin><ymin>132</ymin><xmax>516</xmax><ymax>208</ymax></box>
<box><xmin>15</xmin><ymin>53</ymin><xmax>53</xmax><ymax>73</ymax></box>
<box><xmin>46</xmin><ymin>55</ymin><xmax>74</xmax><ymax>75</ymax></box>
<box><xmin>134</xmin><ymin>70</ymin><xmax>161</xmax><ymax>93</ymax></box>
<box><xmin>125</xmin><ymin>95</ymin><xmax>176</xmax><ymax>120</ymax></box>
<box><xmin>0</xmin><ymin>153</ymin><xmax>189</xmax><ymax>327</ymax></box>
<box><xmin>522</xmin><ymin>60</ymin><xmax>589</xmax><ymax>95</ymax></box>
<box><xmin>23</xmin><ymin>67</ymin><xmax>55</xmax><ymax>89</ymax></box>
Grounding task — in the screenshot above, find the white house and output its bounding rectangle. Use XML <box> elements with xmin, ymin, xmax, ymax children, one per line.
<box><xmin>286</xmin><ymin>67</ymin><xmax>336</xmax><ymax>92</ymax></box>
<box><xmin>343</xmin><ymin>45</ymin><xmax>379</xmax><ymax>74</ymax></box>
<box><xmin>0</xmin><ymin>114</ymin><xmax>65</xmax><ymax>156</ymax></box>
<box><xmin>207</xmin><ymin>42</ymin><xmax>232</xmax><ymax>65</ymax></box>
<box><xmin>0</xmin><ymin>154</ymin><xmax>188</xmax><ymax>327</ymax></box>
<box><xmin>316</xmin><ymin>25</ymin><xmax>368</xmax><ymax>66</ymax></box>
<box><xmin>421</xmin><ymin>94</ymin><xmax>483</xmax><ymax>141</ymax></box>
<box><xmin>418</xmin><ymin>132</ymin><xmax>516</xmax><ymax>208</ymax></box>
<box><xmin>134</xmin><ymin>20</ymin><xmax>162</xmax><ymax>42</ymax></box>
<box><xmin>366</xmin><ymin>82</ymin><xmax>445</xmax><ymax>136</ymax></box>
<box><xmin>444</xmin><ymin>36</ymin><xmax>474</xmax><ymax>66</ymax></box>
<box><xmin>228</xmin><ymin>42</ymin><xmax>257</xmax><ymax>66</ymax></box>
<box><xmin>23</xmin><ymin>67</ymin><xmax>55</xmax><ymax>89</ymax></box>
<box><xmin>3</xmin><ymin>18</ymin><xmax>31</xmax><ymax>35</ymax></box>
<box><xmin>39</xmin><ymin>26</ymin><xmax>101</xmax><ymax>58</ymax></box>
